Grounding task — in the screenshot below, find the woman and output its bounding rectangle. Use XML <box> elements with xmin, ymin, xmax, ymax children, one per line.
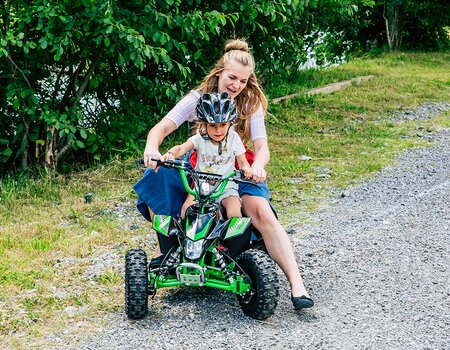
<box><xmin>134</xmin><ymin>39</ymin><xmax>314</xmax><ymax>309</ymax></box>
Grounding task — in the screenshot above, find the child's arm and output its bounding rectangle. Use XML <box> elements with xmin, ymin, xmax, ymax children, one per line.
<box><xmin>236</xmin><ymin>154</ymin><xmax>253</xmax><ymax>179</ymax></box>
<box><xmin>163</xmin><ymin>140</ymin><xmax>194</xmax><ymax>160</ymax></box>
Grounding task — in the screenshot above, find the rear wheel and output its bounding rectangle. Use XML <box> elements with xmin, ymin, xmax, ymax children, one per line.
<box><xmin>236</xmin><ymin>249</ymin><xmax>279</xmax><ymax>320</ymax></box>
<box><xmin>125</xmin><ymin>248</ymin><xmax>148</xmax><ymax>320</ymax></box>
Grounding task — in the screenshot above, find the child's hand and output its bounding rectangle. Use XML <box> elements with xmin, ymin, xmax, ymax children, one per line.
<box><xmin>163</xmin><ymin>151</ymin><xmax>175</xmax><ymax>160</ymax></box>
<box><xmin>242</xmin><ymin>167</ymin><xmax>253</xmax><ymax>179</ymax></box>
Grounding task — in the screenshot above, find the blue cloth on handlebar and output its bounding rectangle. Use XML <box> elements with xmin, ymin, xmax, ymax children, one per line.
<box><xmin>133</xmin><ymin>166</ymin><xmax>276</xmax><ymax>222</ymax></box>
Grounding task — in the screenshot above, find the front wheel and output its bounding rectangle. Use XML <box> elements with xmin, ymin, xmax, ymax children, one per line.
<box><xmin>125</xmin><ymin>248</ymin><xmax>149</xmax><ymax>320</ymax></box>
<box><xmin>236</xmin><ymin>249</ymin><xmax>279</xmax><ymax>320</ymax></box>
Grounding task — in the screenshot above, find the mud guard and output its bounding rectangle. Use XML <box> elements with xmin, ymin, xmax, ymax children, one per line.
<box><xmin>153</xmin><ymin>214</ymin><xmax>179</xmax><ymax>255</ymax></box>
<box><xmin>221</xmin><ymin>217</ymin><xmax>253</xmax><ymax>259</ymax></box>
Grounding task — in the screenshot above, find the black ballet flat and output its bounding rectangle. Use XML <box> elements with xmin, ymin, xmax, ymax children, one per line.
<box><xmin>291</xmin><ymin>295</ymin><xmax>314</xmax><ymax>309</ymax></box>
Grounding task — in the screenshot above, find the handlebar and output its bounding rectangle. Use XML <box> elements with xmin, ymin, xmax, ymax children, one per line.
<box><xmin>144</xmin><ymin>157</ymin><xmax>254</xmax><ymax>201</ymax></box>
<box><xmin>149</xmin><ymin>157</ymin><xmax>248</xmax><ymax>183</ymax></box>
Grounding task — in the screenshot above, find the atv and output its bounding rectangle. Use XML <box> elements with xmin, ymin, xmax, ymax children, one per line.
<box><xmin>125</xmin><ymin>158</ymin><xmax>279</xmax><ymax>320</ymax></box>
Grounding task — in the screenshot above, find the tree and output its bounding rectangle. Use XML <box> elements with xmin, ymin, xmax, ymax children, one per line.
<box><xmin>357</xmin><ymin>0</ymin><xmax>450</xmax><ymax>51</ymax></box>
<box><xmin>383</xmin><ymin>0</ymin><xmax>402</xmax><ymax>51</ymax></box>
<box><xmin>7</xmin><ymin>1</ymin><xmax>445</xmax><ymax>173</ymax></box>
<box><xmin>1</xmin><ymin>0</ymin><xmax>317</xmax><ymax>172</ymax></box>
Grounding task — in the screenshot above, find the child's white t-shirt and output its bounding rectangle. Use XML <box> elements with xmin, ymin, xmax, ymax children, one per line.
<box><xmin>188</xmin><ymin>129</ymin><xmax>245</xmax><ymax>175</ymax></box>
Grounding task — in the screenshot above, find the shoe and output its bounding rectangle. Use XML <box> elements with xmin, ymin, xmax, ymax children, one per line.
<box><xmin>291</xmin><ymin>295</ymin><xmax>314</xmax><ymax>309</ymax></box>
<box><xmin>149</xmin><ymin>255</ymin><xmax>164</xmax><ymax>269</ymax></box>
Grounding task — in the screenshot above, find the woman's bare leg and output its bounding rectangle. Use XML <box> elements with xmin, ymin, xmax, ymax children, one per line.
<box><xmin>221</xmin><ymin>195</ymin><xmax>242</xmax><ymax>218</ymax></box>
<box><xmin>241</xmin><ymin>195</ymin><xmax>310</xmax><ymax>297</ymax></box>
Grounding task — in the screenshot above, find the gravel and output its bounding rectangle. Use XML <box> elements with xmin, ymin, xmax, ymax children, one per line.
<box><xmin>66</xmin><ymin>103</ymin><xmax>449</xmax><ymax>350</ymax></box>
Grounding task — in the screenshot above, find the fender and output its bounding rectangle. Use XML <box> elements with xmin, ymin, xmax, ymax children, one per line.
<box><xmin>153</xmin><ymin>214</ymin><xmax>178</xmax><ymax>237</ymax></box>
<box><xmin>222</xmin><ymin>217</ymin><xmax>252</xmax><ymax>240</ymax></box>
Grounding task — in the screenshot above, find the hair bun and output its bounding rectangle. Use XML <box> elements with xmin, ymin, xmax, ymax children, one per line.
<box><xmin>224</xmin><ymin>39</ymin><xmax>249</xmax><ymax>53</ymax></box>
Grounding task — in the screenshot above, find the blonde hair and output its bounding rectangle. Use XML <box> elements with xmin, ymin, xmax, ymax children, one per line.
<box><xmin>196</xmin><ymin>39</ymin><xmax>268</xmax><ymax>144</ymax></box>
<box><xmin>193</xmin><ymin>121</ymin><xmax>207</xmax><ymax>136</ymax></box>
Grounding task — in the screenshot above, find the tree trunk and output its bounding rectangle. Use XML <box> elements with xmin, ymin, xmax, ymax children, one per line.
<box><xmin>45</xmin><ymin>125</ymin><xmax>56</xmax><ymax>171</ymax></box>
<box><xmin>383</xmin><ymin>1</ymin><xmax>402</xmax><ymax>51</ymax></box>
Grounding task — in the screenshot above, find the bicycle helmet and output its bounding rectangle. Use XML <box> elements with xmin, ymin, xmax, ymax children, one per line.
<box><xmin>196</xmin><ymin>92</ymin><xmax>237</xmax><ymax>124</ymax></box>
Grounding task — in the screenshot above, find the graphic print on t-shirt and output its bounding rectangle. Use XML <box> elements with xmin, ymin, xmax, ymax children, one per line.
<box><xmin>189</xmin><ymin>130</ymin><xmax>246</xmax><ymax>176</ymax></box>
<box><xmin>200</xmin><ymin>152</ymin><xmax>233</xmax><ymax>173</ymax></box>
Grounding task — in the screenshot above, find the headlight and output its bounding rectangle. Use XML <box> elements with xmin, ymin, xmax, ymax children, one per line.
<box><xmin>183</xmin><ymin>239</ymin><xmax>205</xmax><ymax>261</ymax></box>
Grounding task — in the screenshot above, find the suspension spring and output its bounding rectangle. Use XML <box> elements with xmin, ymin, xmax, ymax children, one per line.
<box><xmin>213</xmin><ymin>248</ymin><xmax>234</xmax><ymax>282</ymax></box>
<box><xmin>160</xmin><ymin>247</ymin><xmax>181</xmax><ymax>276</ymax></box>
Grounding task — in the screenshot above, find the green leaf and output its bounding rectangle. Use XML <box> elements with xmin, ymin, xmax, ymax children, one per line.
<box><xmin>36</xmin><ymin>139</ymin><xmax>45</xmax><ymax>146</ymax></box>
<box><xmin>80</xmin><ymin>129</ymin><xmax>88</xmax><ymax>139</ymax></box>
<box><xmin>153</xmin><ymin>32</ymin><xmax>161</xmax><ymax>43</ymax></box>
<box><xmin>76</xmin><ymin>140</ymin><xmax>85</xmax><ymax>148</ymax></box>
<box><xmin>118</xmin><ymin>54</ymin><xmax>125</xmax><ymax>66</ymax></box>
<box><xmin>2</xmin><ymin>148</ymin><xmax>12</xmax><ymax>157</ymax></box>
<box><xmin>107</xmin><ymin>132</ymin><xmax>116</xmax><ymax>141</ymax></box>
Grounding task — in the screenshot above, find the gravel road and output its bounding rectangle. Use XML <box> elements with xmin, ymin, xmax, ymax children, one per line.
<box><xmin>71</xmin><ymin>104</ymin><xmax>449</xmax><ymax>350</ymax></box>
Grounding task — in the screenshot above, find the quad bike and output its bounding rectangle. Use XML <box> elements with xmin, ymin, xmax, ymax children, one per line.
<box><xmin>125</xmin><ymin>158</ymin><xmax>279</xmax><ymax>320</ymax></box>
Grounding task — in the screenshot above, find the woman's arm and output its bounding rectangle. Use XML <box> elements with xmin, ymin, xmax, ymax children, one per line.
<box><xmin>143</xmin><ymin>118</ymin><xmax>177</xmax><ymax>169</ymax></box>
<box><xmin>251</xmin><ymin>138</ymin><xmax>270</xmax><ymax>183</ymax></box>
<box><xmin>143</xmin><ymin>91</ymin><xmax>199</xmax><ymax>169</ymax></box>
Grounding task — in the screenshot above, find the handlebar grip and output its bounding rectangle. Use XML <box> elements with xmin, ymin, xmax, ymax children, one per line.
<box><xmin>150</xmin><ymin>157</ymin><xmax>164</xmax><ymax>166</ymax></box>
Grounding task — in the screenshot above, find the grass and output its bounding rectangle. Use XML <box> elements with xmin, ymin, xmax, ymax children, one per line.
<box><xmin>265</xmin><ymin>52</ymin><xmax>450</xmax><ymax>219</ymax></box>
<box><xmin>1</xmin><ymin>51</ymin><xmax>449</xmax><ymax>349</ymax></box>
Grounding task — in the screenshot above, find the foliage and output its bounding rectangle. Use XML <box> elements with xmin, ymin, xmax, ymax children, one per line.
<box><xmin>0</xmin><ymin>0</ymin><xmax>448</xmax><ymax>173</ymax></box>
<box><xmin>347</xmin><ymin>0</ymin><xmax>450</xmax><ymax>52</ymax></box>
<box><xmin>0</xmin><ymin>0</ymin><xmax>316</xmax><ymax>172</ymax></box>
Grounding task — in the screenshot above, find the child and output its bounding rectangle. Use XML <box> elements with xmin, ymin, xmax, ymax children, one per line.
<box><xmin>163</xmin><ymin>92</ymin><xmax>252</xmax><ymax>219</ymax></box>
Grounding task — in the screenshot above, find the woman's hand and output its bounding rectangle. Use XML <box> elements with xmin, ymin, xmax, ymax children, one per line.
<box><xmin>143</xmin><ymin>145</ymin><xmax>162</xmax><ymax>170</ymax></box>
<box><xmin>241</xmin><ymin>167</ymin><xmax>253</xmax><ymax>179</ymax></box>
<box><xmin>250</xmin><ymin>165</ymin><xmax>266</xmax><ymax>183</ymax></box>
